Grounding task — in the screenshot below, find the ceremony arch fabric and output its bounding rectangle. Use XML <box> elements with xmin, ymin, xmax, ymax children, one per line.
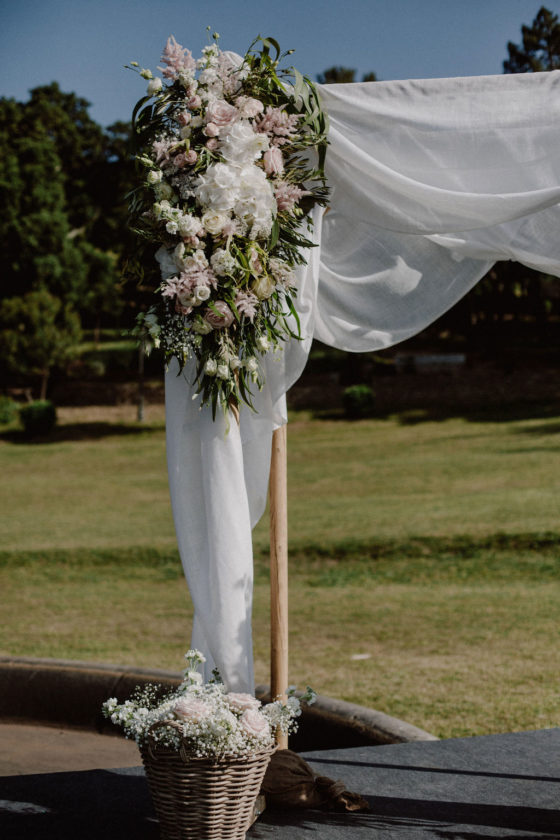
<box><xmin>165</xmin><ymin>70</ymin><xmax>560</xmax><ymax>692</ymax></box>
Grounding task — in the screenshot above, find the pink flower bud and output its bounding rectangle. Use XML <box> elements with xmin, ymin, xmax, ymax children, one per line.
<box><xmin>263</xmin><ymin>146</ymin><xmax>284</xmax><ymax>176</ymax></box>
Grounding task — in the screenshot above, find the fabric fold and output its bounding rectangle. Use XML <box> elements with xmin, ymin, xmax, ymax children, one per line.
<box><xmin>166</xmin><ymin>70</ymin><xmax>560</xmax><ymax>691</ymax></box>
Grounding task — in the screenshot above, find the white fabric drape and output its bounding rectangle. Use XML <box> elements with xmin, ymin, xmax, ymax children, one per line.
<box><xmin>165</xmin><ymin>70</ymin><xmax>560</xmax><ymax>691</ymax></box>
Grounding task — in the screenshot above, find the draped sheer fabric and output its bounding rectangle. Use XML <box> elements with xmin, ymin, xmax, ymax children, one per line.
<box><xmin>165</xmin><ymin>70</ymin><xmax>560</xmax><ymax>690</ymax></box>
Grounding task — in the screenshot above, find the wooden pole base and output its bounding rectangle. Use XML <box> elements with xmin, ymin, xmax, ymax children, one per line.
<box><xmin>269</xmin><ymin>425</ymin><xmax>289</xmax><ymax>750</ymax></box>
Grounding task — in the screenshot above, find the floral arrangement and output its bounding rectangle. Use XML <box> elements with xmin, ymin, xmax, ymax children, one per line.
<box><xmin>103</xmin><ymin>650</ymin><xmax>315</xmax><ymax>758</ymax></box>
<box><xmin>126</xmin><ymin>32</ymin><xmax>329</xmax><ymax>418</ymax></box>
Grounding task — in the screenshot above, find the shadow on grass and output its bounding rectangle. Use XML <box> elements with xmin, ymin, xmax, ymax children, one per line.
<box><xmin>312</xmin><ymin>402</ymin><xmax>560</xmax><ymax>427</ymax></box>
<box><xmin>0</xmin><ymin>422</ymin><xmax>163</xmax><ymax>445</ymax></box>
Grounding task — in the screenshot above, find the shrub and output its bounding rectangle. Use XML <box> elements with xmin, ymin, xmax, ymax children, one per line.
<box><xmin>342</xmin><ymin>384</ymin><xmax>375</xmax><ymax>419</ymax></box>
<box><xmin>19</xmin><ymin>400</ymin><xmax>57</xmax><ymax>437</ymax></box>
<box><xmin>0</xmin><ymin>396</ymin><xmax>18</xmax><ymax>425</ymax></box>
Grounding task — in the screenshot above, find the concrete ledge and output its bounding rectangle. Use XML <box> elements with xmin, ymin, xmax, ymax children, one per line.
<box><xmin>0</xmin><ymin>656</ymin><xmax>437</xmax><ymax>750</ymax></box>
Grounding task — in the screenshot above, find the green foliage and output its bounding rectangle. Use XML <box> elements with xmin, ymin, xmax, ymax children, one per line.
<box><xmin>503</xmin><ymin>6</ymin><xmax>560</xmax><ymax>72</ymax></box>
<box><xmin>0</xmin><ymin>100</ymin><xmax>88</xmax><ymax>304</ymax></box>
<box><xmin>0</xmin><ymin>396</ymin><xmax>18</xmax><ymax>425</ymax></box>
<box><xmin>0</xmin><ymin>289</ymin><xmax>82</xmax><ymax>399</ymax></box>
<box><xmin>19</xmin><ymin>400</ymin><xmax>57</xmax><ymax>437</ymax></box>
<box><xmin>342</xmin><ymin>384</ymin><xmax>375</xmax><ymax>418</ymax></box>
<box><xmin>0</xmin><ymin>87</ymin><xmax>135</xmax><ymax>333</ymax></box>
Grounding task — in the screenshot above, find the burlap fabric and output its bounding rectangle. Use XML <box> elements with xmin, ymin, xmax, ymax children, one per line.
<box><xmin>261</xmin><ymin>749</ymin><xmax>370</xmax><ymax>812</ymax></box>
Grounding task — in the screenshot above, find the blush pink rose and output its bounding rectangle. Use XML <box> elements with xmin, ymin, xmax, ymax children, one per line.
<box><xmin>174</xmin><ymin>697</ymin><xmax>210</xmax><ymax>721</ymax></box>
<box><xmin>263</xmin><ymin>147</ymin><xmax>284</xmax><ymax>176</ymax></box>
<box><xmin>235</xmin><ymin>96</ymin><xmax>264</xmax><ymax>118</ymax></box>
<box><xmin>205</xmin><ymin>122</ymin><xmax>220</xmax><ymax>138</ymax></box>
<box><xmin>226</xmin><ymin>692</ymin><xmax>261</xmax><ymax>713</ymax></box>
<box><xmin>206</xmin><ymin>138</ymin><xmax>219</xmax><ymax>151</ymax></box>
<box><xmin>240</xmin><ymin>709</ymin><xmax>270</xmax><ymax>738</ymax></box>
<box><xmin>203</xmin><ymin>300</ymin><xmax>235</xmax><ymax>329</ymax></box>
<box><xmin>205</xmin><ymin>99</ymin><xmax>239</xmax><ymax>132</ymax></box>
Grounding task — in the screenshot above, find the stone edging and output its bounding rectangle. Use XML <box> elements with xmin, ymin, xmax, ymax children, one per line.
<box><xmin>0</xmin><ymin>656</ymin><xmax>437</xmax><ymax>749</ymax></box>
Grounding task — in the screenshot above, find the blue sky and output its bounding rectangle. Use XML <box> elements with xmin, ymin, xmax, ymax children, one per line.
<box><xmin>2</xmin><ymin>1</ymin><xmax>558</xmax><ymax>127</ymax></box>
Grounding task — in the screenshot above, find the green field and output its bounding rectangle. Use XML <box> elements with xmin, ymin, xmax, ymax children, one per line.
<box><xmin>1</xmin><ymin>404</ymin><xmax>560</xmax><ymax>739</ymax></box>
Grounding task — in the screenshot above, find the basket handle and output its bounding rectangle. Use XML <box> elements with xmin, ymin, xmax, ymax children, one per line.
<box><xmin>146</xmin><ymin>719</ymin><xmax>189</xmax><ymax>762</ymax></box>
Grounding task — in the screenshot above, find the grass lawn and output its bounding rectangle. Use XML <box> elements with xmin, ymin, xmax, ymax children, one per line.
<box><xmin>1</xmin><ymin>404</ymin><xmax>560</xmax><ymax>739</ymax></box>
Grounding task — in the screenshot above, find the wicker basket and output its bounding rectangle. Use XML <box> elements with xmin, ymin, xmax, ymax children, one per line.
<box><xmin>140</xmin><ymin>720</ymin><xmax>275</xmax><ymax>840</ymax></box>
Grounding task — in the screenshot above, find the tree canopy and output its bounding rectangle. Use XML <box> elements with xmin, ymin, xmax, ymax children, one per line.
<box><xmin>317</xmin><ymin>66</ymin><xmax>377</xmax><ymax>84</ymax></box>
<box><xmin>503</xmin><ymin>5</ymin><xmax>560</xmax><ymax>72</ymax></box>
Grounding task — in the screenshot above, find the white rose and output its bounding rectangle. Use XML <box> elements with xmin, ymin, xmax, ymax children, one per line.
<box><xmin>178</xmin><ymin>292</ymin><xmax>196</xmax><ymax>307</ymax></box>
<box><xmin>204</xmin><ymin>359</ymin><xmax>218</xmax><ymax>375</ymax></box>
<box><xmin>147</xmin><ymin>77</ymin><xmax>163</xmax><ymax>95</ymax></box>
<box><xmin>202</xmin><ymin>210</ymin><xmax>229</xmax><ymax>236</ymax></box>
<box><xmin>194</xmin><ymin>285</ymin><xmax>210</xmax><ymax>302</ymax></box>
<box><xmin>147</xmin><ymin>170</ymin><xmax>163</xmax><ymax>184</ymax></box>
<box><xmin>226</xmin><ymin>692</ymin><xmax>261</xmax><ymax>713</ymax></box>
<box><xmin>252</xmin><ymin>275</ymin><xmax>275</xmax><ymax>300</ymax></box>
<box><xmin>245</xmin><ymin>357</ymin><xmax>258</xmax><ymax>373</ymax></box>
<box><xmin>240</xmin><ymin>709</ymin><xmax>270</xmax><ymax>738</ymax></box>
<box><xmin>166</xmin><ymin>220</ymin><xmax>179</xmax><ymax>235</ymax></box>
<box><xmin>216</xmin><ymin>363</ymin><xmax>230</xmax><ymax>379</ymax></box>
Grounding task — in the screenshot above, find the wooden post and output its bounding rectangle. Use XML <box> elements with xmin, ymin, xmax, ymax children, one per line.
<box><xmin>269</xmin><ymin>425</ymin><xmax>289</xmax><ymax>749</ymax></box>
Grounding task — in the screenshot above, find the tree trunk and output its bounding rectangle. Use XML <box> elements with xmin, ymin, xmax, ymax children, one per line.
<box><xmin>40</xmin><ymin>370</ymin><xmax>49</xmax><ymax>401</ymax></box>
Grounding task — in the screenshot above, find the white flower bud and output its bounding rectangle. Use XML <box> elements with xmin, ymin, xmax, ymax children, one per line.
<box><xmin>256</xmin><ymin>335</ymin><xmax>270</xmax><ymax>352</ymax></box>
<box><xmin>147</xmin><ymin>170</ymin><xmax>163</xmax><ymax>184</ymax></box>
<box><xmin>147</xmin><ymin>77</ymin><xmax>163</xmax><ymax>94</ymax></box>
<box><xmin>204</xmin><ymin>359</ymin><xmax>218</xmax><ymax>376</ymax></box>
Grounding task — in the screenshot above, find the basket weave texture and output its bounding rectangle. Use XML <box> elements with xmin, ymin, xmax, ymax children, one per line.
<box><xmin>140</xmin><ymin>721</ymin><xmax>275</xmax><ymax>840</ymax></box>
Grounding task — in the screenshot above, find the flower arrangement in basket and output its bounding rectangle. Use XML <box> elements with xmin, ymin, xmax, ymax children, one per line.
<box><xmin>126</xmin><ymin>32</ymin><xmax>329</xmax><ymax>418</ymax></box>
<box><xmin>103</xmin><ymin>650</ymin><xmax>315</xmax><ymax>840</ymax></box>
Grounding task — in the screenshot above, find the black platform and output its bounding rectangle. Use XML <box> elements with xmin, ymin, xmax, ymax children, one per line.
<box><xmin>1</xmin><ymin>729</ymin><xmax>559</xmax><ymax>839</ymax></box>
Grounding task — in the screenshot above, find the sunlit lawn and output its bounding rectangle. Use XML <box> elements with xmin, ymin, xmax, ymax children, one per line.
<box><xmin>1</xmin><ymin>404</ymin><xmax>560</xmax><ymax>738</ymax></box>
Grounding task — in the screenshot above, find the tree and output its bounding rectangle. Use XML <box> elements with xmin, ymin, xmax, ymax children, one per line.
<box><xmin>0</xmin><ymin>98</ymin><xmax>88</xmax><ymax>305</ymax></box>
<box><xmin>317</xmin><ymin>67</ymin><xmax>377</xmax><ymax>84</ymax></box>
<box><xmin>0</xmin><ymin>289</ymin><xmax>82</xmax><ymax>399</ymax></box>
<box><xmin>0</xmin><ymin>91</ymin><xmax>132</xmax><ymax>332</ymax></box>
<box><xmin>78</xmin><ymin>243</ymin><xmax>123</xmax><ymax>342</ymax></box>
<box><xmin>23</xmin><ymin>83</ymin><xmax>107</xmax><ymax>229</ymax></box>
<box><xmin>503</xmin><ymin>6</ymin><xmax>560</xmax><ymax>73</ymax></box>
